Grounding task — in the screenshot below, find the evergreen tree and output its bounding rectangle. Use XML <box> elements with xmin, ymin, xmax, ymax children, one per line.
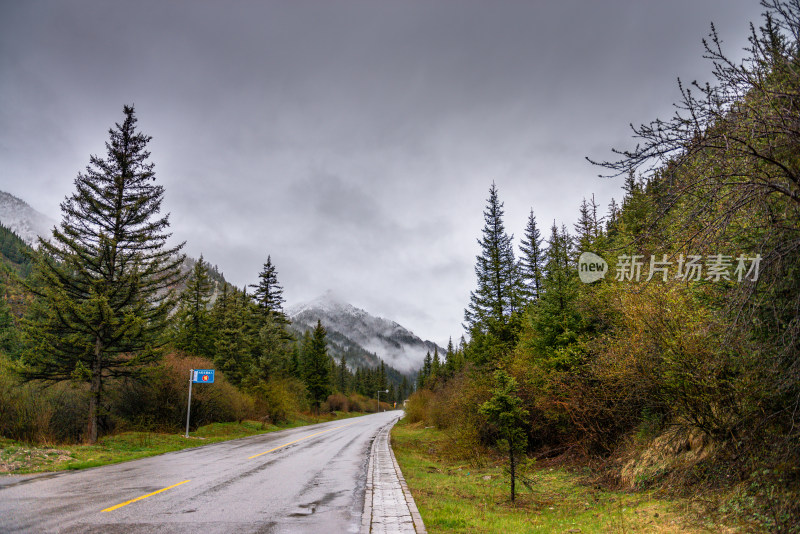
<box><xmin>606</xmin><ymin>198</ymin><xmax>620</xmax><ymax>233</ymax></box>
<box><xmin>519</xmin><ymin>208</ymin><xmax>545</xmax><ymax>302</ymax></box>
<box><xmin>328</xmin><ymin>357</ymin><xmax>338</xmax><ymax>394</ymax></box>
<box><xmin>21</xmin><ymin>105</ymin><xmax>185</xmax><ymax>443</ymax></box>
<box><xmin>589</xmin><ymin>194</ymin><xmax>602</xmax><ymax>238</ymax></box>
<box><xmin>418</xmin><ymin>351</ymin><xmax>432</xmax><ymax>389</ymax></box>
<box><xmin>378</xmin><ymin>361</ymin><xmax>388</xmax><ymax>393</ymax></box>
<box><xmin>573</xmin><ymin>194</ymin><xmax>604</xmax><ymax>253</ymax></box>
<box><xmin>296</xmin><ymin>330</ymin><xmax>312</xmax><ymax>378</ymax></box>
<box><xmin>287</xmin><ymin>343</ymin><xmax>301</xmax><ymax>379</ymax></box>
<box><xmin>245</xmin><ymin>256</ymin><xmax>294</xmax><ymax>385</ymax></box>
<box><xmin>573</xmin><ymin>198</ymin><xmax>595</xmax><ymax>252</ymax></box>
<box><xmin>431</xmin><ymin>347</ymin><xmax>441</xmax><ymax>381</ymax></box>
<box><xmin>479</xmin><ymin>370</ymin><xmax>529</xmax><ymax>503</ymax></box>
<box><xmin>213</xmin><ymin>286</ymin><xmax>253</xmax><ymax>386</ymax></box>
<box><xmin>249</xmin><ymin>255</ymin><xmax>287</xmax><ymax>323</ymax></box>
<box><xmin>338</xmin><ymin>354</ymin><xmax>349</xmax><ymax>393</ymax></box>
<box><xmin>355</xmin><ymin>367</ymin><xmax>365</xmax><ymax>395</ymax></box>
<box><xmin>251</xmin><ymin>313</ymin><xmax>294</xmax><ymax>385</ymax></box>
<box><xmin>464</xmin><ymin>183</ymin><xmax>522</xmax><ymax>351</ymax></box>
<box><xmin>399</xmin><ymin>375</ymin><xmax>410</xmax><ymax>402</ymax></box>
<box><xmin>523</xmin><ymin>222</ymin><xmax>583</xmax><ymax>370</ymax></box>
<box><xmin>443</xmin><ymin>337</ymin><xmax>455</xmax><ymax>376</ymax></box>
<box><xmin>174</xmin><ymin>255</ymin><xmax>214</xmax><ymax>357</ymax></box>
<box><xmin>209</xmin><ymin>283</ymin><xmax>229</xmax><ymax>328</ymax></box>
<box><xmin>0</xmin><ymin>294</ymin><xmax>19</xmax><ymax>357</ymax></box>
<box><xmin>545</xmin><ymin>223</ymin><xmax>576</xmax><ymax>313</ymax></box>
<box><xmin>303</xmin><ymin>320</ymin><xmax>331</xmax><ymax>412</ymax></box>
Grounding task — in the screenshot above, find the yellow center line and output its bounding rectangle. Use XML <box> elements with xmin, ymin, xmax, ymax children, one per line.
<box><xmin>102</xmin><ymin>479</ymin><xmax>191</xmax><ymax>512</ymax></box>
<box><xmin>248</xmin><ymin>422</ymin><xmax>356</xmax><ymax>459</ymax></box>
<box><xmin>100</xmin><ymin>422</ymin><xmax>357</xmax><ymax>512</ymax></box>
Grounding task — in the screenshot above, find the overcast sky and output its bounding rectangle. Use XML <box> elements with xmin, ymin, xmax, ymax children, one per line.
<box><xmin>0</xmin><ymin>1</ymin><xmax>765</xmax><ymax>345</ymax></box>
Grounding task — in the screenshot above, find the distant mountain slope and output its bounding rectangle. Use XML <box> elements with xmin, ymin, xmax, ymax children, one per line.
<box><xmin>0</xmin><ymin>191</ymin><xmax>56</xmax><ymax>246</ymax></box>
<box><xmin>0</xmin><ymin>224</ymin><xmax>33</xmax><ymax>318</ymax></box>
<box><xmin>0</xmin><ymin>223</ymin><xmax>32</xmax><ymax>275</ymax></box>
<box><xmin>287</xmin><ymin>291</ymin><xmax>443</xmax><ymax>374</ymax></box>
<box><xmin>0</xmin><ymin>190</ymin><xmax>237</xmax><ymax>297</ymax></box>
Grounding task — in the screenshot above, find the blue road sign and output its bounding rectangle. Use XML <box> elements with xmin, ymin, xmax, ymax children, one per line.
<box><xmin>192</xmin><ymin>369</ymin><xmax>215</xmax><ymax>384</ymax></box>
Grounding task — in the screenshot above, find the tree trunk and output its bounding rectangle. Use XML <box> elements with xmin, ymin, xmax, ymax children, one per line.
<box><xmin>87</xmin><ymin>336</ymin><xmax>103</xmax><ymax>444</ymax></box>
<box><xmin>509</xmin><ymin>438</ymin><xmax>516</xmax><ymax>503</ymax></box>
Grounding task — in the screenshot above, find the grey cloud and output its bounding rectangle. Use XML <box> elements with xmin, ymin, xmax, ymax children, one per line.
<box><xmin>0</xmin><ymin>0</ymin><xmax>765</xmax><ymax>342</ymax></box>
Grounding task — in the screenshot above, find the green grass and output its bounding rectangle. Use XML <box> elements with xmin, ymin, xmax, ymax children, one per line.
<box><xmin>0</xmin><ymin>411</ymin><xmax>369</xmax><ymax>474</ymax></box>
<box><xmin>391</xmin><ymin>419</ymin><xmax>739</xmax><ymax>533</ymax></box>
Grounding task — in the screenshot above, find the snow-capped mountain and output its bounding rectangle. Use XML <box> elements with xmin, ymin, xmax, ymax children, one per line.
<box><xmin>0</xmin><ymin>191</ymin><xmax>55</xmax><ymax>245</ymax></box>
<box><xmin>287</xmin><ymin>291</ymin><xmax>443</xmax><ymax>374</ymax></box>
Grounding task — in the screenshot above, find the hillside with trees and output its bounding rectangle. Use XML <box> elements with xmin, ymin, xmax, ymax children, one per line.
<box><xmin>405</xmin><ymin>2</ymin><xmax>800</xmax><ymax>530</ymax></box>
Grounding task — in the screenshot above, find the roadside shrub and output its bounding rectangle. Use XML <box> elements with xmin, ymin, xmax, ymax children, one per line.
<box><xmin>113</xmin><ymin>353</ymin><xmax>255</xmax><ymax>432</ymax></box>
<box><xmin>347</xmin><ymin>393</ymin><xmax>368</xmax><ymax>412</ymax></box>
<box><xmin>325</xmin><ymin>393</ymin><xmax>349</xmax><ymax>412</ymax></box>
<box><xmin>405</xmin><ymin>389</ymin><xmax>435</xmax><ymax>424</ymax></box>
<box><xmin>428</xmin><ymin>369</ymin><xmax>492</xmax><ymax>462</ymax></box>
<box><xmin>0</xmin><ymin>358</ymin><xmax>87</xmax><ymax>443</ymax></box>
<box><xmin>252</xmin><ymin>376</ymin><xmax>309</xmax><ymax>424</ymax></box>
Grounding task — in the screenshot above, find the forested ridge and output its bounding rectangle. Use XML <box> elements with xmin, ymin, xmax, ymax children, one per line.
<box><xmin>407</xmin><ymin>2</ymin><xmax>800</xmax><ymax>530</ymax></box>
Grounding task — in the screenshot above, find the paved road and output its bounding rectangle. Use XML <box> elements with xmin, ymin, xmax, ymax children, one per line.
<box><xmin>0</xmin><ymin>411</ymin><xmax>402</xmax><ymax>533</ymax></box>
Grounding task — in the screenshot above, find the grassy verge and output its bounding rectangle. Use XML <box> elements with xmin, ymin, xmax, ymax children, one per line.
<box><xmin>0</xmin><ymin>411</ymin><xmax>368</xmax><ymax>475</ymax></box>
<box><xmin>391</xmin><ymin>419</ymin><xmax>739</xmax><ymax>533</ymax></box>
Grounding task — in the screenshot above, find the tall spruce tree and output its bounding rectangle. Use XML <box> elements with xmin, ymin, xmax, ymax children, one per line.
<box><xmin>303</xmin><ymin>320</ymin><xmax>331</xmax><ymax>412</ymax></box>
<box><xmin>519</xmin><ymin>208</ymin><xmax>545</xmax><ymax>303</ymax></box>
<box><xmin>431</xmin><ymin>347</ymin><xmax>441</xmax><ymax>381</ymax></box>
<box><xmin>337</xmin><ymin>354</ymin><xmax>348</xmax><ymax>393</ymax></box>
<box><xmin>249</xmin><ymin>255</ymin><xmax>287</xmax><ymax>323</ymax></box>
<box><xmin>21</xmin><ymin>105</ymin><xmax>185</xmax><ymax>443</ymax></box>
<box><xmin>464</xmin><ymin>183</ymin><xmax>523</xmax><ymax>358</ymax></box>
<box><xmin>525</xmin><ymin>222</ymin><xmax>583</xmax><ymax>369</ymax></box>
<box><xmin>251</xmin><ymin>313</ymin><xmax>294</xmax><ymax>385</ymax></box>
<box><xmin>573</xmin><ymin>195</ymin><xmax>603</xmax><ymax>253</ymax></box>
<box><xmin>464</xmin><ymin>183</ymin><xmax>522</xmax><ymax>329</ymax></box>
<box><xmin>212</xmin><ymin>286</ymin><xmax>254</xmax><ymax>386</ymax></box>
<box><xmin>174</xmin><ymin>255</ymin><xmax>214</xmax><ymax>357</ymax></box>
<box><xmin>417</xmin><ymin>351</ymin><xmax>433</xmax><ymax>389</ymax></box>
<box><xmin>606</xmin><ymin>198</ymin><xmax>620</xmax><ymax>233</ymax></box>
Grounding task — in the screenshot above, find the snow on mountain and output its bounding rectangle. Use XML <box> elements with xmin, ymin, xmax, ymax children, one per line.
<box><xmin>287</xmin><ymin>291</ymin><xmax>443</xmax><ymax>374</ymax></box>
<box><xmin>0</xmin><ymin>191</ymin><xmax>56</xmax><ymax>245</ymax></box>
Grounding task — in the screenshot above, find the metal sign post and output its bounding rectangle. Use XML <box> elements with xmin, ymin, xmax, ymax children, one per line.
<box><xmin>185</xmin><ymin>369</ymin><xmax>194</xmax><ymax>438</ymax></box>
<box><xmin>185</xmin><ymin>369</ymin><xmax>215</xmax><ymax>438</ymax></box>
<box><xmin>377</xmin><ymin>389</ymin><xmax>389</xmax><ymax>412</ymax></box>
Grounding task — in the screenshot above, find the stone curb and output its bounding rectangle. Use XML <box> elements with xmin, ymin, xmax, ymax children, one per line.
<box><xmin>361</xmin><ymin>416</ymin><xmax>426</xmax><ymax>534</ymax></box>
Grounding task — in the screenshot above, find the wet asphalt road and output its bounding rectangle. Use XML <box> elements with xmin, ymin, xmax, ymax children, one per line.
<box><xmin>0</xmin><ymin>411</ymin><xmax>402</xmax><ymax>533</ymax></box>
